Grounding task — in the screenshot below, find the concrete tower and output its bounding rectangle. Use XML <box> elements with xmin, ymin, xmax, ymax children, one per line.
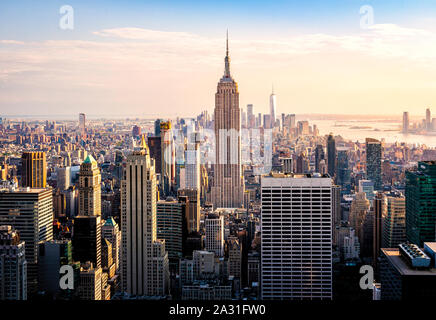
<box><xmin>121</xmin><ymin>136</ymin><xmax>169</xmax><ymax>297</ymax></box>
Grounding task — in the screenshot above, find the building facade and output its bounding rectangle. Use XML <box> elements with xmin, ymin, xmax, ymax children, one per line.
<box><xmin>121</xmin><ymin>137</ymin><xmax>169</xmax><ymax>297</ymax></box>
<box><xmin>21</xmin><ymin>151</ymin><xmax>47</xmax><ymax>188</ymax></box>
<box><xmin>261</xmin><ymin>173</ymin><xmax>333</xmax><ymax>300</ymax></box>
<box><xmin>0</xmin><ymin>225</ymin><xmax>27</xmax><ymax>300</ymax></box>
<box><xmin>211</xmin><ymin>34</ymin><xmax>244</xmax><ymax>208</ymax></box>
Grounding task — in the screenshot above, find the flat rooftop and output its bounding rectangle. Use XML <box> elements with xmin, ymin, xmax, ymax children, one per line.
<box><xmin>382</xmin><ymin>248</ymin><xmax>436</xmax><ymax>276</ymax></box>
<box><xmin>0</xmin><ymin>187</ymin><xmax>49</xmax><ymax>194</ymax></box>
<box><xmin>424</xmin><ymin>242</ymin><xmax>436</xmax><ymax>252</ymax></box>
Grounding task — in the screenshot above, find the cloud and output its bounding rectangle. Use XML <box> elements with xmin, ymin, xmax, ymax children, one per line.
<box><xmin>1</xmin><ymin>24</ymin><xmax>436</xmax><ymax>115</ymax></box>
<box><xmin>367</xmin><ymin>24</ymin><xmax>432</xmax><ymax>37</ymax></box>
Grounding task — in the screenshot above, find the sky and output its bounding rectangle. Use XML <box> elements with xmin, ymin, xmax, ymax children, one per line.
<box><xmin>1</xmin><ymin>0</ymin><xmax>436</xmax><ymax>118</ymax></box>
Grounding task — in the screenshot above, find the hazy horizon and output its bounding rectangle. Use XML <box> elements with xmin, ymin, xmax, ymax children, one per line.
<box><xmin>0</xmin><ymin>113</ymin><xmax>426</xmax><ymax>121</ymax></box>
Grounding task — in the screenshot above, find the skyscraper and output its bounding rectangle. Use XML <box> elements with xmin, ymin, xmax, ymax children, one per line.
<box><xmin>406</xmin><ymin>161</ymin><xmax>436</xmax><ymax>247</ymax></box>
<box><xmin>349</xmin><ymin>192</ymin><xmax>371</xmax><ymax>255</ymax></box>
<box><xmin>336</xmin><ymin>148</ymin><xmax>351</xmax><ymax>193</ymax></box>
<box><xmin>402</xmin><ymin>111</ymin><xmax>409</xmax><ymax>134</ymax></box>
<box><xmin>327</xmin><ymin>134</ymin><xmax>336</xmax><ymax>178</ymax></box>
<box><xmin>154</xmin><ymin>119</ymin><xmax>162</xmax><ymax>137</ymax></box>
<box><xmin>281</xmin><ymin>158</ymin><xmax>293</xmax><ymax>174</ymax></box>
<box><xmin>157</xmin><ymin>197</ymin><xmax>188</xmax><ymax>272</ymax></box>
<box><xmin>147</xmin><ymin>136</ymin><xmax>162</xmax><ymax>175</ymax></box>
<box><xmin>0</xmin><ymin>187</ymin><xmax>53</xmax><ymax>295</ymax></box>
<box><xmin>332</xmin><ymin>184</ymin><xmax>341</xmax><ymax>246</ymax></box>
<box><xmin>261</xmin><ymin>173</ymin><xmax>333</xmax><ymax>300</ymax></box>
<box><xmin>178</xmin><ymin>188</ymin><xmax>200</xmax><ymax>234</ymax></box>
<box><xmin>184</xmin><ymin>136</ymin><xmax>200</xmax><ymax>190</ymax></box>
<box><xmin>359</xmin><ymin>179</ymin><xmax>375</xmax><ymax>201</ymax></box>
<box><xmin>73</xmin><ymin>215</ymin><xmax>101</xmax><ymax>268</ymax></box>
<box><xmin>79</xmin><ymin>113</ymin><xmax>86</xmax><ymax>136</ymax></box>
<box><xmin>373</xmin><ymin>192</ymin><xmax>386</xmax><ymax>266</ymax></box>
<box><xmin>247</xmin><ymin>104</ymin><xmax>255</xmax><ymax>128</ymax></box>
<box><xmin>73</xmin><ymin>155</ymin><xmax>102</xmax><ymax>268</ymax></box>
<box><xmin>101</xmin><ymin>217</ymin><xmax>121</xmax><ymax>274</ymax></box>
<box><xmin>78</xmin><ymin>155</ymin><xmax>101</xmax><ymax>217</ymax></box>
<box><xmin>269</xmin><ymin>86</ymin><xmax>277</xmax><ymax>128</ymax></box>
<box><xmin>205</xmin><ymin>213</ymin><xmax>224</xmax><ymax>257</ymax></box>
<box><xmin>382</xmin><ymin>194</ymin><xmax>406</xmax><ymax>248</ymax></box>
<box><xmin>366</xmin><ymin>138</ymin><xmax>383</xmax><ymax>191</ymax></box>
<box><xmin>315</xmin><ymin>145</ymin><xmax>325</xmax><ymax>174</ymax></box>
<box><xmin>426</xmin><ymin>108</ymin><xmax>432</xmax><ymax>131</ymax></box>
<box><xmin>21</xmin><ymin>151</ymin><xmax>47</xmax><ymax>188</ymax></box>
<box><xmin>211</xmin><ymin>32</ymin><xmax>244</xmax><ymax>208</ymax></box>
<box><xmin>0</xmin><ymin>225</ymin><xmax>27</xmax><ymax>300</ymax></box>
<box><xmin>161</xmin><ymin>121</ymin><xmax>175</xmax><ymax>196</ymax></box>
<box><xmin>227</xmin><ymin>237</ymin><xmax>242</xmax><ymax>279</ymax></box>
<box><xmin>121</xmin><ymin>136</ymin><xmax>169</xmax><ymax>297</ymax></box>
<box><xmin>38</xmin><ymin>240</ymin><xmax>74</xmax><ymax>299</ymax></box>
<box><xmin>380</xmin><ymin>243</ymin><xmax>436</xmax><ymax>300</ymax></box>
<box><xmin>56</xmin><ymin>166</ymin><xmax>71</xmax><ymax>191</ymax></box>
<box><xmin>78</xmin><ymin>262</ymin><xmax>102</xmax><ymax>300</ymax></box>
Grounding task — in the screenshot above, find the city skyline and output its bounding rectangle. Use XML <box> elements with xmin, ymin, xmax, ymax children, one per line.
<box><xmin>1</xmin><ymin>0</ymin><xmax>436</xmax><ymax>306</ymax></box>
<box><xmin>2</xmin><ymin>1</ymin><xmax>436</xmax><ymax>117</ymax></box>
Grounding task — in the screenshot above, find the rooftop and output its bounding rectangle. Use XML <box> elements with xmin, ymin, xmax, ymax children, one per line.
<box><xmin>382</xmin><ymin>248</ymin><xmax>436</xmax><ymax>276</ymax></box>
<box><xmin>83</xmin><ymin>154</ymin><xmax>96</xmax><ymax>164</ymax></box>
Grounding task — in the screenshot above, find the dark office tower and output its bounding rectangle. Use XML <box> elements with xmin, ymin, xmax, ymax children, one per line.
<box><xmin>247</xmin><ymin>219</ymin><xmax>257</xmax><ymax>246</ymax></box>
<box><xmin>161</xmin><ymin>121</ymin><xmax>175</xmax><ymax>195</ymax></box>
<box><xmin>38</xmin><ymin>240</ymin><xmax>75</xmax><ymax>299</ymax></box>
<box><xmin>373</xmin><ymin>193</ymin><xmax>386</xmax><ymax>268</ymax></box>
<box><xmin>281</xmin><ymin>113</ymin><xmax>285</xmax><ymax>130</ymax></box>
<box><xmin>72</xmin><ymin>215</ymin><xmax>101</xmax><ymax>268</ymax></box>
<box><xmin>154</xmin><ymin>119</ymin><xmax>162</xmax><ymax>137</ymax></box>
<box><xmin>315</xmin><ymin>145</ymin><xmax>325</xmax><ymax>173</ymax></box>
<box><xmin>336</xmin><ymin>148</ymin><xmax>351</xmax><ymax>194</ymax></box>
<box><xmin>327</xmin><ymin>134</ymin><xmax>336</xmax><ymax>178</ymax></box>
<box><xmin>21</xmin><ymin>151</ymin><xmax>47</xmax><ymax>188</ymax></box>
<box><xmin>148</xmin><ymin>136</ymin><xmax>162</xmax><ymax>175</ymax></box>
<box><xmin>406</xmin><ymin>161</ymin><xmax>436</xmax><ymax>247</ymax></box>
<box><xmin>157</xmin><ymin>196</ymin><xmax>188</xmax><ymax>272</ymax></box>
<box><xmin>0</xmin><ymin>225</ymin><xmax>27</xmax><ymax>300</ymax></box>
<box><xmin>132</xmin><ymin>125</ymin><xmax>141</xmax><ymax>137</ymax></box>
<box><xmin>380</xmin><ymin>243</ymin><xmax>436</xmax><ymax>300</ymax></box>
<box><xmin>114</xmin><ymin>150</ymin><xmax>124</xmax><ymax>181</ymax></box>
<box><xmin>0</xmin><ymin>188</ymin><xmax>53</xmax><ymax>296</ymax></box>
<box><xmin>366</xmin><ymin>138</ymin><xmax>383</xmax><ymax>191</ymax></box>
<box><xmin>296</xmin><ymin>153</ymin><xmax>309</xmax><ymax>174</ymax></box>
<box><xmin>332</xmin><ymin>185</ymin><xmax>341</xmax><ymax>246</ymax></box>
<box><xmin>184</xmin><ymin>232</ymin><xmax>203</xmax><ymax>258</ymax></box>
<box><xmin>177</xmin><ymin>188</ymin><xmax>200</xmax><ymax>233</ymax></box>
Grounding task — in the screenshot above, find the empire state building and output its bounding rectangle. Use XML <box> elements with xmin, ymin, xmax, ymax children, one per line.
<box><xmin>211</xmin><ymin>32</ymin><xmax>244</xmax><ymax>208</ymax></box>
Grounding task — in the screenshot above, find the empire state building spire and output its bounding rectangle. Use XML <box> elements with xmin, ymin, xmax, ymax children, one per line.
<box><xmin>224</xmin><ymin>30</ymin><xmax>231</xmax><ymax>79</ymax></box>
